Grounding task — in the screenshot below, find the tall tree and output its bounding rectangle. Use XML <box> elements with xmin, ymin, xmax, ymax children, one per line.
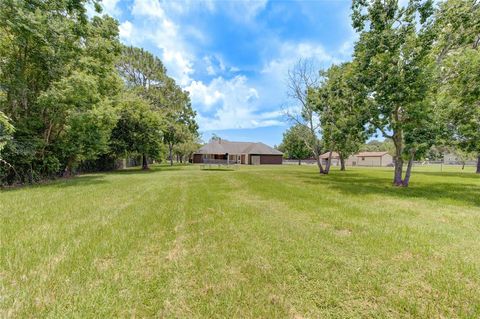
<box><xmin>433</xmin><ymin>0</ymin><xmax>480</xmax><ymax>173</ymax></box>
<box><xmin>310</xmin><ymin>62</ymin><xmax>368</xmax><ymax>171</ymax></box>
<box><xmin>279</xmin><ymin>124</ymin><xmax>314</xmax><ymax>165</ymax></box>
<box><xmin>117</xmin><ymin>47</ymin><xmax>198</xmax><ymax>167</ymax></box>
<box><xmin>159</xmin><ymin>79</ymin><xmax>199</xmax><ymax>166</ymax></box>
<box><xmin>0</xmin><ymin>0</ymin><xmax>122</xmax><ymax>183</ymax></box>
<box><xmin>352</xmin><ymin>0</ymin><xmax>435</xmax><ymax>186</ymax></box>
<box><xmin>110</xmin><ymin>94</ymin><xmax>163</xmax><ymax>170</ymax></box>
<box><xmin>285</xmin><ymin>58</ymin><xmax>326</xmax><ymax>174</ymax></box>
<box><xmin>0</xmin><ymin>112</ymin><xmax>14</xmax><ymax>175</ymax></box>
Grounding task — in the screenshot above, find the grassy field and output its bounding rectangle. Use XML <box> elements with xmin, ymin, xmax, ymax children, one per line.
<box><xmin>1</xmin><ymin>164</ymin><xmax>479</xmax><ymax>318</ymax></box>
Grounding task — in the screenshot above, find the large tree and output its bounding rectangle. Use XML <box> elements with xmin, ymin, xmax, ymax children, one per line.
<box><xmin>110</xmin><ymin>94</ymin><xmax>163</xmax><ymax>170</ymax></box>
<box><xmin>310</xmin><ymin>62</ymin><xmax>368</xmax><ymax>171</ymax></box>
<box><xmin>117</xmin><ymin>47</ymin><xmax>198</xmax><ymax>167</ymax></box>
<box><xmin>0</xmin><ymin>0</ymin><xmax>122</xmax><ymax>183</ymax></box>
<box><xmin>0</xmin><ymin>112</ymin><xmax>14</xmax><ymax>175</ymax></box>
<box><xmin>433</xmin><ymin>0</ymin><xmax>480</xmax><ymax>173</ymax></box>
<box><xmin>352</xmin><ymin>0</ymin><xmax>436</xmax><ymax>186</ymax></box>
<box><xmin>279</xmin><ymin>124</ymin><xmax>314</xmax><ymax>165</ymax></box>
<box><xmin>285</xmin><ymin>59</ymin><xmax>326</xmax><ymax>173</ymax></box>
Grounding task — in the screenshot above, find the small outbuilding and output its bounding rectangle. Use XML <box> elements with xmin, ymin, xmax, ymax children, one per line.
<box><xmin>318</xmin><ymin>151</ymin><xmax>394</xmax><ymax>167</ymax></box>
<box><xmin>348</xmin><ymin>151</ymin><xmax>393</xmax><ymax>167</ymax></box>
<box><xmin>192</xmin><ymin>139</ymin><xmax>283</xmax><ymax>165</ymax></box>
<box><xmin>319</xmin><ymin>151</ymin><xmax>341</xmax><ymax>166</ymax></box>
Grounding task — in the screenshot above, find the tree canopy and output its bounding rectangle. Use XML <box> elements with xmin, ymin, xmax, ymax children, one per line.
<box><xmin>0</xmin><ymin>1</ymin><xmax>198</xmax><ymax>184</ymax></box>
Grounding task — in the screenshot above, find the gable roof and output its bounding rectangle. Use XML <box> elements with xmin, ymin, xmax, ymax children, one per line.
<box><xmin>356</xmin><ymin>151</ymin><xmax>389</xmax><ymax>157</ymax></box>
<box><xmin>319</xmin><ymin>152</ymin><xmax>340</xmax><ymax>159</ymax></box>
<box><xmin>195</xmin><ymin>140</ymin><xmax>282</xmax><ymax>155</ymax></box>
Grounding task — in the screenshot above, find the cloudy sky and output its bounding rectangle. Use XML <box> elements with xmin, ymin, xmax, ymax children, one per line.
<box><xmin>98</xmin><ymin>0</ymin><xmax>357</xmax><ymax>146</ymax></box>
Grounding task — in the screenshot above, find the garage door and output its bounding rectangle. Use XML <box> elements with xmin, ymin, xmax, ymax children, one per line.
<box><xmin>251</xmin><ymin>155</ymin><xmax>260</xmax><ymax>165</ymax></box>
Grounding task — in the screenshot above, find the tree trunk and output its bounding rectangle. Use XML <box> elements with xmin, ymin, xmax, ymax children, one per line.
<box><xmin>402</xmin><ymin>149</ymin><xmax>416</xmax><ymax>187</ymax></box>
<box><xmin>315</xmin><ymin>153</ymin><xmax>325</xmax><ymax>174</ymax></box>
<box><xmin>393</xmin><ymin>157</ymin><xmax>403</xmax><ymax>186</ymax></box>
<box><xmin>476</xmin><ymin>154</ymin><xmax>480</xmax><ymax>174</ymax></box>
<box><xmin>392</xmin><ymin>131</ymin><xmax>404</xmax><ymax>186</ymax></box>
<box><xmin>169</xmin><ymin>143</ymin><xmax>173</xmax><ymax>166</ymax></box>
<box><xmin>325</xmin><ymin>150</ymin><xmax>333</xmax><ymax>174</ymax></box>
<box><xmin>340</xmin><ymin>154</ymin><xmax>346</xmax><ymax>171</ymax></box>
<box><xmin>298</xmin><ymin>159</ymin><xmax>301</xmax><ymax>165</ymax></box>
<box><xmin>142</xmin><ymin>153</ymin><xmax>149</xmax><ymax>170</ymax></box>
<box><xmin>63</xmin><ymin>157</ymin><xmax>75</xmax><ymax>177</ymax></box>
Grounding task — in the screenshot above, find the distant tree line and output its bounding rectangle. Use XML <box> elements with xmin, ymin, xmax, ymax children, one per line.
<box><xmin>283</xmin><ymin>0</ymin><xmax>479</xmax><ymax>186</ymax></box>
<box><xmin>0</xmin><ymin>1</ymin><xmax>199</xmax><ymax>185</ymax></box>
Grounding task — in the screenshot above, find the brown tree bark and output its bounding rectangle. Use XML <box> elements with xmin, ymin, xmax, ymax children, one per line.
<box><xmin>169</xmin><ymin>143</ymin><xmax>173</xmax><ymax>166</ymax></box>
<box><xmin>142</xmin><ymin>154</ymin><xmax>149</xmax><ymax>170</ymax></box>
<box><xmin>402</xmin><ymin>149</ymin><xmax>416</xmax><ymax>187</ymax></box>
<box><xmin>298</xmin><ymin>159</ymin><xmax>301</xmax><ymax>165</ymax></box>
<box><xmin>324</xmin><ymin>150</ymin><xmax>333</xmax><ymax>174</ymax></box>
<box><xmin>476</xmin><ymin>154</ymin><xmax>480</xmax><ymax>174</ymax></box>
<box><xmin>315</xmin><ymin>154</ymin><xmax>326</xmax><ymax>174</ymax></box>
<box><xmin>340</xmin><ymin>154</ymin><xmax>346</xmax><ymax>171</ymax></box>
<box><xmin>392</xmin><ymin>130</ymin><xmax>404</xmax><ymax>186</ymax></box>
<box><xmin>63</xmin><ymin>157</ymin><xmax>75</xmax><ymax>178</ymax></box>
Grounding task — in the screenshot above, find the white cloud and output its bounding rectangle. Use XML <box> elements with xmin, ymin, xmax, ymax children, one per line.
<box><xmin>119</xmin><ymin>21</ymin><xmax>133</xmax><ymax>41</ymax></box>
<box><xmin>132</xmin><ymin>0</ymin><xmax>166</xmax><ymax>18</ymax></box>
<box><xmin>101</xmin><ymin>0</ymin><xmax>122</xmax><ymax>17</ymax></box>
<box><xmin>228</xmin><ymin>0</ymin><xmax>268</xmax><ymax>20</ymax></box>
<box><xmin>114</xmin><ymin>1</ymin><xmax>356</xmax><ymax>134</ymax></box>
<box><xmin>261</xmin><ymin>42</ymin><xmax>337</xmax><ymax>76</ymax></box>
<box><xmin>185</xmin><ymin>75</ymin><xmax>283</xmax><ymax>131</ymax></box>
<box><xmin>128</xmin><ymin>0</ymin><xmax>196</xmax><ymax>86</ymax></box>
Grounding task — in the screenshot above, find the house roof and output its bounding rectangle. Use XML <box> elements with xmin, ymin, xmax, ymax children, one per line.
<box><xmin>195</xmin><ymin>140</ymin><xmax>283</xmax><ymax>155</ymax></box>
<box><xmin>319</xmin><ymin>152</ymin><xmax>340</xmax><ymax>159</ymax></box>
<box><xmin>356</xmin><ymin>151</ymin><xmax>389</xmax><ymax>157</ymax></box>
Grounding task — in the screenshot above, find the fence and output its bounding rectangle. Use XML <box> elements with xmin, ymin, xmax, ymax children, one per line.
<box><xmin>283</xmin><ymin>159</ymin><xmax>318</xmax><ymax>165</ymax></box>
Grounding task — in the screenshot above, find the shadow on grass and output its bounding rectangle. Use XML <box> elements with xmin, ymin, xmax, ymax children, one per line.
<box><xmin>413</xmin><ymin>171</ymin><xmax>480</xmax><ymax>180</ymax></box>
<box><xmin>295</xmin><ymin>170</ymin><xmax>480</xmax><ymax>207</ymax></box>
<box><xmin>53</xmin><ymin>175</ymin><xmax>109</xmax><ymax>188</ymax></box>
<box><xmin>201</xmin><ymin>168</ymin><xmax>235</xmax><ymax>172</ymax></box>
<box><xmin>0</xmin><ymin>174</ymin><xmax>109</xmax><ymax>192</ymax></box>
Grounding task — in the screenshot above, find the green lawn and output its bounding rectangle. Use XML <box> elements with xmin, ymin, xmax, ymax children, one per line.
<box><xmin>1</xmin><ymin>165</ymin><xmax>479</xmax><ymax>318</ymax></box>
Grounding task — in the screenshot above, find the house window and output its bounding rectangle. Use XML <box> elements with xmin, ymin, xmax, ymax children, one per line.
<box><xmin>362</xmin><ymin>157</ymin><xmax>365</xmax><ymax>161</ymax></box>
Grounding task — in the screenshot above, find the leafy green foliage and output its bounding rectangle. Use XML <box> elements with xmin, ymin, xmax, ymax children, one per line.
<box><xmin>117</xmin><ymin>46</ymin><xmax>199</xmax><ymax>166</ymax></box>
<box><xmin>0</xmin><ymin>1</ymin><xmax>198</xmax><ymax>183</ymax></box>
<box><xmin>433</xmin><ymin>0</ymin><xmax>480</xmax><ymax>172</ymax></box>
<box><xmin>0</xmin><ymin>0</ymin><xmax>122</xmax><ymax>183</ymax></box>
<box><xmin>110</xmin><ymin>94</ymin><xmax>163</xmax><ymax>166</ymax></box>
<box><xmin>351</xmin><ymin>0</ymin><xmax>436</xmax><ymax>185</ymax></box>
<box><xmin>0</xmin><ymin>112</ymin><xmax>14</xmax><ymax>154</ymax></box>
<box><xmin>310</xmin><ymin>62</ymin><xmax>368</xmax><ymax>170</ymax></box>
<box><xmin>279</xmin><ymin>124</ymin><xmax>313</xmax><ymax>162</ymax></box>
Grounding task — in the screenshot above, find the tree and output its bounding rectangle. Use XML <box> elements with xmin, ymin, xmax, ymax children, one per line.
<box><xmin>0</xmin><ymin>112</ymin><xmax>15</xmax><ymax>176</ymax></box>
<box><xmin>284</xmin><ymin>58</ymin><xmax>325</xmax><ymax>173</ymax></box>
<box><xmin>361</xmin><ymin>140</ymin><xmax>395</xmax><ymax>154</ymax></box>
<box><xmin>279</xmin><ymin>124</ymin><xmax>313</xmax><ymax>165</ymax></box>
<box><xmin>160</xmin><ymin>80</ymin><xmax>199</xmax><ymax>166</ymax></box>
<box><xmin>110</xmin><ymin>94</ymin><xmax>163</xmax><ymax>170</ymax></box>
<box><xmin>310</xmin><ymin>62</ymin><xmax>368</xmax><ymax>171</ymax></box>
<box><xmin>117</xmin><ymin>47</ymin><xmax>199</xmax><ymax>167</ymax></box>
<box><xmin>433</xmin><ymin>0</ymin><xmax>480</xmax><ymax>173</ymax></box>
<box><xmin>0</xmin><ymin>0</ymin><xmax>122</xmax><ymax>183</ymax></box>
<box><xmin>173</xmin><ymin>135</ymin><xmax>201</xmax><ymax>163</ymax></box>
<box><xmin>352</xmin><ymin>0</ymin><xmax>436</xmax><ymax>186</ymax></box>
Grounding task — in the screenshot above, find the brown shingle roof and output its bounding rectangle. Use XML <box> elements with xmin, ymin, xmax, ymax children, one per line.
<box><xmin>319</xmin><ymin>152</ymin><xmax>340</xmax><ymax>159</ymax></box>
<box><xmin>356</xmin><ymin>151</ymin><xmax>389</xmax><ymax>157</ymax></box>
<box><xmin>195</xmin><ymin>140</ymin><xmax>282</xmax><ymax>155</ymax></box>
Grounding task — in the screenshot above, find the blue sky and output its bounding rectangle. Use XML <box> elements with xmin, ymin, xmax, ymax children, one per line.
<box><xmin>97</xmin><ymin>0</ymin><xmax>357</xmax><ymax>146</ymax></box>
